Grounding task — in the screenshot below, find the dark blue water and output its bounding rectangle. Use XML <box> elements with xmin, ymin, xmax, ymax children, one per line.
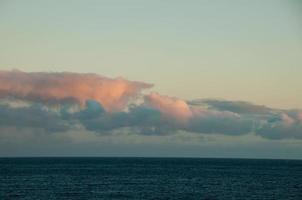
<box><xmin>0</xmin><ymin>157</ymin><xmax>301</xmax><ymax>200</ymax></box>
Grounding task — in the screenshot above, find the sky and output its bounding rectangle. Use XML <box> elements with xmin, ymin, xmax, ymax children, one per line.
<box><xmin>0</xmin><ymin>0</ymin><xmax>302</xmax><ymax>158</ymax></box>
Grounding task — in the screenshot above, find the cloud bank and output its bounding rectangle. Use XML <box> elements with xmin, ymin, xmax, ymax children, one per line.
<box><xmin>0</xmin><ymin>70</ymin><xmax>152</xmax><ymax>111</ymax></box>
<box><xmin>0</xmin><ymin>70</ymin><xmax>301</xmax><ymax>140</ymax></box>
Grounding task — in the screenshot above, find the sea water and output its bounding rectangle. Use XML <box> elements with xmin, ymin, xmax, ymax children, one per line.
<box><xmin>0</xmin><ymin>157</ymin><xmax>301</xmax><ymax>199</ymax></box>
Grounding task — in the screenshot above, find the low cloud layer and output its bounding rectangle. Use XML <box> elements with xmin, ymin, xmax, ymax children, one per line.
<box><xmin>0</xmin><ymin>70</ymin><xmax>301</xmax><ymax>140</ymax></box>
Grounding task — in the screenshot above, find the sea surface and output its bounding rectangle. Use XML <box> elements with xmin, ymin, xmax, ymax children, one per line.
<box><xmin>0</xmin><ymin>157</ymin><xmax>301</xmax><ymax>200</ymax></box>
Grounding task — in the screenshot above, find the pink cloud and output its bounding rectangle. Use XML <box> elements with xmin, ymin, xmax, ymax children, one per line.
<box><xmin>144</xmin><ymin>92</ymin><xmax>193</xmax><ymax>121</ymax></box>
<box><xmin>281</xmin><ymin>113</ymin><xmax>295</xmax><ymax>126</ymax></box>
<box><xmin>0</xmin><ymin>70</ymin><xmax>152</xmax><ymax>111</ymax></box>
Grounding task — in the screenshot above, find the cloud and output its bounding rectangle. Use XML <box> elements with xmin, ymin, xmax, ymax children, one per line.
<box><xmin>186</xmin><ymin>111</ymin><xmax>254</xmax><ymax>136</ymax></box>
<box><xmin>144</xmin><ymin>92</ymin><xmax>193</xmax><ymax>121</ymax></box>
<box><xmin>0</xmin><ymin>103</ymin><xmax>70</xmax><ymax>133</ymax></box>
<box><xmin>0</xmin><ymin>70</ymin><xmax>152</xmax><ymax>111</ymax></box>
<box><xmin>73</xmin><ymin>100</ymin><xmax>169</xmax><ymax>135</ymax></box>
<box><xmin>189</xmin><ymin>99</ymin><xmax>272</xmax><ymax>114</ymax></box>
<box><xmin>188</xmin><ymin>99</ymin><xmax>302</xmax><ymax>139</ymax></box>
<box><xmin>0</xmin><ymin>70</ymin><xmax>302</xmax><ymax>140</ymax></box>
<box><xmin>69</xmin><ymin>99</ymin><xmax>302</xmax><ymax>139</ymax></box>
<box><xmin>256</xmin><ymin>111</ymin><xmax>302</xmax><ymax>139</ymax></box>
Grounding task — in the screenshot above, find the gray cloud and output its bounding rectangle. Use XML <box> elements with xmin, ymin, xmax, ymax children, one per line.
<box><xmin>189</xmin><ymin>99</ymin><xmax>273</xmax><ymax>114</ymax></box>
<box><xmin>0</xmin><ymin>104</ymin><xmax>70</xmax><ymax>133</ymax></box>
<box><xmin>186</xmin><ymin>113</ymin><xmax>254</xmax><ymax>136</ymax></box>
<box><xmin>72</xmin><ymin>100</ymin><xmax>171</xmax><ymax>135</ymax></box>
<box><xmin>256</xmin><ymin>111</ymin><xmax>302</xmax><ymax>140</ymax></box>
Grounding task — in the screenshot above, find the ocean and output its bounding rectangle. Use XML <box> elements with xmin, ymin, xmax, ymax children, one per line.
<box><xmin>0</xmin><ymin>157</ymin><xmax>301</xmax><ymax>200</ymax></box>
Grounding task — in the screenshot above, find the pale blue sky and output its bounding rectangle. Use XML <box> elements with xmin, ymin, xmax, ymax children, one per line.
<box><xmin>1</xmin><ymin>0</ymin><xmax>302</xmax><ymax>109</ymax></box>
